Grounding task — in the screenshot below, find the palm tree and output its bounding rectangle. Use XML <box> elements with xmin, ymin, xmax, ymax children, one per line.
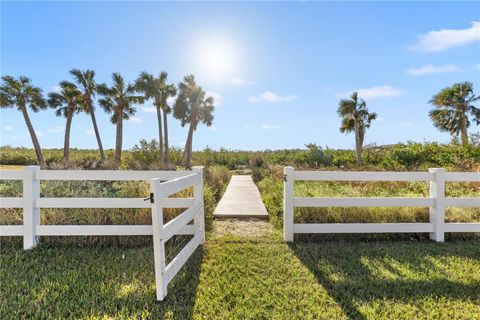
<box><xmin>173</xmin><ymin>74</ymin><xmax>215</xmax><ymax>168</ymax></box>
<box><xmin>429</xmin><ymin>81</ymin><xmax>479</xmax><ymax>146</ymax></box>
<box><xmin>98</xmin><ymin>73</ymin><xmax>145</xmax><ymax>165</ymax></box>
<box><xmin>70</xmin><ymin>69</ymin><xmax>105</xmax><ymax>161</ymax></box>
<box><xmin>135</xmin><ymin>71</ymin><xmax>177</xmax><ymax>165</ymax></box>
<box><xmin>48</xmin><ymin>81</ymin><xmax>84</xmax><ymax>166</ymax></box>
<box><xmin>0</xmin><ymin>75</ymin><xmax>47</xmax><ymax>167</ymax></box>
<box><xmin>337</xmin><ymin>92</ymin><xmax>377</xmax><ymax>166</ymax></box>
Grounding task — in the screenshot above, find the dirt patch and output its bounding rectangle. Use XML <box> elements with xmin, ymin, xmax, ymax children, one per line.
<box><xmin>211</xmin><ymin>218</ymin><xmax>274</xmax><ymax>237</ymax></box>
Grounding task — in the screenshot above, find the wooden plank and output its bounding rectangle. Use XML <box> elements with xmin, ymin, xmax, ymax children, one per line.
<box><xmin>36</xmin><ymin>170</ymin><xmax>192</xmax><ymax>181</ymax></box>
<box><xmin>294</xmin><ymin>171</ymin><xmax>433</xmax><ymax>182</ymax></box>
<box><xmin>35</xmin><ymin>197</ymin><xmax>193</xmax><ymax>208</ymax></box>
<box><xmin>0</xmin><ymin>225</ymin><xmax>23</xmax><ymax>236</ymax></box>
<box><xmin>0</xmin><ymin>197</ymin><xmax>23</xmax><ymax>208</ymax></box>
<box><xmin>213</xmin><ymin>175</ymin><xmax>269</xmax><ymax>219</ymax></box>
<box><xmin>294</xmin><ymin>197</ymin><xmax>433</xmax><ymax>207</ymax></box>
<box><xmin>293</xmin><ymin>223</ymin><xmax>433</xmax><ymax>234</ymax></box>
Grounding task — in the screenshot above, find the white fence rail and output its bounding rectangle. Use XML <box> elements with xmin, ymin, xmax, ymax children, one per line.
<box><xmin>283</xmin><ymin>167</ymin><xmax>480</xmax><ymax>242</ymax></box>
<box><xmin>0</xmin><ymin>166</ymin><xmax>205</xmax><ymax>301</ymax></box>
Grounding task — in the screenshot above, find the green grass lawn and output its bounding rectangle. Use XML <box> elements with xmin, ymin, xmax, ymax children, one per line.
<box><xmin>1</xmin><ymin>233</ymin><xmax>479</xmax><ymax>319</ymax></box>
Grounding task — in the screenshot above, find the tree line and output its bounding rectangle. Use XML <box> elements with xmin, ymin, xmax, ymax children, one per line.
<box><xmin>1</xmin><ymin>72</ymin><xmax>478</xmax><ymax>169</ymax></box>
<box><xmin>337</xmin><ymin>81</ymin><xmax>479</xmax><ymax>166</ymax></box>
<box><xmin>0</xmin><ymin>70</ymin><xmax>215</xmax><ymax>168</ymax></box>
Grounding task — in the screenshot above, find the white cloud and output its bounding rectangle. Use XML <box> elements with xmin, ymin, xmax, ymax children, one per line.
<box><xmin>399</xmin><ymin>122</ymin><xmax>414</xmax><ymax>128</ymax></box>
<box><xmin>142</xmin><ymin>105</ymin><xmax>157</xmax><ymax>113</ymax></box>
<box><xmin>406</xmin><ymin>64</ymin><xmax>461</xmax><ymax>75</ymax></box>
<box><xmin>4</xmin><ymin>126</ymin><xmax>13</xmax><ymax>131</ymax></box>
<box><xmin>476</xmin><ymin>64</ymin><xmax>480</xmax><ymax>70</ymax></box>
<box><xmin>85</xmin><ymin>129</ymin><xmax>95</xmax><ymax>136</ymax></box>
<box><xmin>206</xmin><ymin>91</ymin><xmax>222</xmax><ymax>106</ymax></box>
<box><xmin>243</xmin><ymin>124</ymin><xmax>250</xmax><ymax>129</ymax></box>
<box><xmin>260</xmin><ymin>124</ymin><xmax>280</xmax><ymax>130</ymax></box>
<box><xmin>36</xmin><ymin>131</ymin><xmax>44</xmax><ymax>137</ymax></box>
<box><xmin>409</xmin><ymin>21</ymin><xmax>480</xmax><ymax>52</ymax></box>
<box><xmin>47</xmin><ymin>125</ymin><xmax>64</xmax><ymax>133</ymax></box>
<box><xmin>339</xmin><ymin>86</ymin><xmax>404</xmax><ymax>99</ymax></box>
<box><xmin>249</xmin><ymin>91</ymin><xmax>298</xmax><ymax>103</ymax></box>
<box><xmin>52</xmin><ymin>85</ymin><xmax>61</xmax><ymax>93</ymax></box>
<box><xmin>167</xmin><ymin>96</ymin><xmax>176</xmax><ymax>107</ymax></box>
<box><xmin>231</xmin><ymin>77</ymin><xmax>256</xmax><ymax>86</ymax></box>
<box><xmin>127</xmin><ymin>116</ymin><xmax>142</xmax><ymax>124</ymax></box>
<box><xmin>209</xmin><ymin>126</ymin><xmax>217</xmax><ymax>132</ymax></box>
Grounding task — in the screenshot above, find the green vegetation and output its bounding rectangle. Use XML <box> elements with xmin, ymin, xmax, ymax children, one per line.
<box><xmin>0</xmin><ymin>75</ymin><xmax>47</xmax><ymax>167</ymax></box>
<box><xmin>429</xmin><ymin>81</ymin><xmax>480</xmax><ymax>146</ymax></box>
<box><xmin>1</xmin><ymin>232</ymin><xmax>479</xmax><ymax>319</ymax></box>
<box><xmin>97</xmin><ymin>73</ymin><xmax>145</xmax><ymax>165</ymax></box>
<box><xmin>134</xmin><ymin>71</ymin><xmax>177</xmax><ymax>166</ymax></box>
<box><xmin>2</xmin><ymin>138</ymin><xmax>479</xmax><ymax>170</ymax></box>
<box><xmin>337</xmin><ymin>92</ymin><xmax>377</xmax><ymax>166</ymax></box>
<box><xmin>174</xmin><ymin>74</ymin><xmax>215</xmax><ymax>168</ymax></box>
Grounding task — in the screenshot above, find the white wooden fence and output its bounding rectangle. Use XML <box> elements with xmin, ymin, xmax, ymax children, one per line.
<box><xmin>283</xmin><ymin>167</ymin><xmax>480</xmax><ymax>242</ymax></box>
<box><xmin>0</xmin><ymin>166</ymin><xmax>205</xmax><ymax>301</ymax></box>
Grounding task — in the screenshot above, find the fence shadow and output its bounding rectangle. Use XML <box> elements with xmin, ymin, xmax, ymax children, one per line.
<box><xmin>289</xmin><ymin>240</ymin><xmax>480</xmax><ymax>320</ymax></box>
<box><xmin>0</xmin><ymin>243</ymin><xmax>205</xmax><ymax>319</ymax></box>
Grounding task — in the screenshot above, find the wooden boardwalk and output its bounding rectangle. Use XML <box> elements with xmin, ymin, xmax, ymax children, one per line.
<box><xmin>213</xmin><ymin>175</ymin><xmax>269</xmax><ymax>219</ymax></box>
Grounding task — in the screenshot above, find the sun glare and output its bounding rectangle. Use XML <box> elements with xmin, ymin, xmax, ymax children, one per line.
<box><xmin>192</xmin><ymin>35</ymin><xmax>239</xmax><ymax>81</ymax></box>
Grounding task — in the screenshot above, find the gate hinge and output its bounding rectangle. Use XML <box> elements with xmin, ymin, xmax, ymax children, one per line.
<box><xmin>283</xmin><ymin>174</ymin><xmax>287</xmax><ymax>182</ymax></box>
<box><xmin>144</xmin><ymin>193</ymin><xmax>154</xmax><ymax>203</ymax></box>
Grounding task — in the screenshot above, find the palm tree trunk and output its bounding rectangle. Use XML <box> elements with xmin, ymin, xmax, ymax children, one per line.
<box><xmin>187</xmin><ymin>128</ymin><xmax>194</xmax><ymax>168</ymax></box>
<box><xmin>114</xmin><ymin>112</ymin><xmax>123</xmax><ymax>165</ymax></box>
<box><xmin>460</xmin><ymin>116</ymin><xmax>468</xmax><ymax>146</ymax></box>
<box><xmin>354</xmin><ymin>117</ymin><xmax>362</xmax><ymax>166</ymax></box>
<box><xmin>156</xmin><ymin>105</ymin><xmax>164</xmax><ymax>165</ymax></box>
<box><xmin>163</xmin><ymin>109</ymin><xmax>170</xmax><ymax>164</ymax></box>
<box><xmin>182</xmin><ymin>122</ymin><xmax>194</xmax><ymax>168</ymax></box>
<box><xmin>64</xmin><ymin>110</ymin><xmax>73</xmax><ymax>167</ymax></box>
<box><xmin>20</xmin><ymin>105</ymin><xmax>46</xmax><ymax>167</ymax></box>
<box><xmin>89</xmin><ymin>106</ymin><xmax>105</xmax><ymax>162</ymax></box>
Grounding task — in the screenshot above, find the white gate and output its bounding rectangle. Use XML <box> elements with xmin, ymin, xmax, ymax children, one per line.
<box><xmin>0</xmin><ymin>166</ymin><xmax>205</xmax><ymax>301</ymax></box>
<box><xmin>150</xmin><ymin>167</ymin><xmax>205</xmax><ymax>301</ymax></box>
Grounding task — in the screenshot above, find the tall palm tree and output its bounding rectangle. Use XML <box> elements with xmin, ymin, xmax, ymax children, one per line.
<box><xmin>70</xmin><ymin>69</ymin><xmax>105</xmax><ymax>161</ymax></box>
<box><xmin>429</xmin><ymin>81</ymin><xmax>479</xmax><ymax>146</ymax></box>
<box><xmin>48</xmin><ymin>81</ymin><xmax>84</xmax><ymax>166</ymax></box>
<box><xmin>98</xmin><ymin>73</ymin><xmax>145</xmax><ymax>165</ymax></box>
<box><xmin>0</xmin><ymin>75</ymin><xmax>47</xmax><ymax>167</ymax></box>
<box><xmin>173</xmin><ymin>74</ymin><xmax>215</xmax><ymax>168</ymax></box>
<box><xmin>135</xmin><ymin>71</ymin><xmax>177</xmax><ymax>165</ymax></box>
<box><xmin>337</xmin><ymin>92</ymin><xmax>377</xmax><ymax>166</ymax></box>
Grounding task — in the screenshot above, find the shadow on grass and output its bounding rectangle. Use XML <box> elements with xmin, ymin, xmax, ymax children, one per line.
<box><xmin>289</xmin><ymin>240</ymin><xmax>480</xmax><ymax>320</ymax></box>
<box><xmin>0</xmin><ymin>242</ymin><xmax>204</xmax><ymax>319</ymax></box>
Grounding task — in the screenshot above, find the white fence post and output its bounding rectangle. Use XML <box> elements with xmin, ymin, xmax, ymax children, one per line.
<box><xmin>192</xmin><ymin>166</ymin><xmax>205</xmax><ymax>244</ymax></box>
<box><xmin>284</xmin><ymin>166</ymin><xmax>294</xmax><ymax>242</ymax></box>
<box><xmin>150</xmin><ymin>178</ymin><xmax>167</xmax><ymax>300</ymax></box>
<box><xmin>429</xmin><ymin>168</ymin><xmax>446</xmax><ymax>242</ymax></box>
<box><xmin>23</xmin><ymin>166</ymin><xmax>40</xmax><ymax>250</ymax></box>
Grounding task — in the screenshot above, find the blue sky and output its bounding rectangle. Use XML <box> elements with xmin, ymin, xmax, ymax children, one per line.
<box><xmin>1</xmin><ymin>1</ymin><xmax>479</xmax><ymax>151</ymax></box>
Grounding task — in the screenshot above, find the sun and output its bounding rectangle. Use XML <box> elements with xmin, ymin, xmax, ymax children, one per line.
<box><xmin>191</xmin><ymin>35</ymin><xmax>239</xmax><ymax>81</ymax></box>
